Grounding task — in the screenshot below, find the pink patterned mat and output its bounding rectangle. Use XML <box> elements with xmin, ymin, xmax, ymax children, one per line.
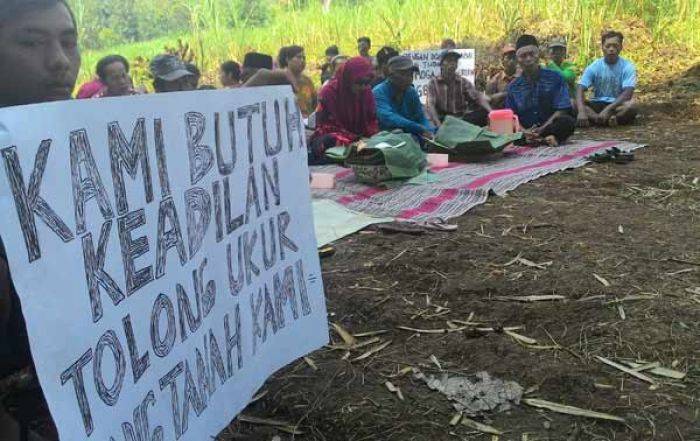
<box><xmin>311</xmin><ymin>140</ymin><xmax>644</xmax><ymax>221</ymax></box>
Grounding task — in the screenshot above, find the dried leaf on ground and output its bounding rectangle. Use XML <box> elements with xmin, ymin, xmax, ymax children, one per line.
<box><xmin>461</xmin><ymin>417</ymin><xmax>504</xmax><ymax>435</ymax></box>
<box><xmin>518</xmin><ymin>257</ymin><xmax>553</xmax><ymax>269</ymax></box>
<box><xmin>430</xmin><ymin>354</ymin><xmax>443</xmax><ymax>371</ymax></box>
<box><xmin>250</xmin><ymin>389</ymin><xmax>268</xmax><ymax>403</ymax></box>
<box><xmin>327</xmin><ymin>336</ymin><xmax>380</xmax><ymax>351</ymax></box>
<box><xmin>630</xmin><ymin>362</ymin><xmax>660</xmax><ymax>372</ymax></box>
<box><xmin>353</xmin><ymin>330</ymin><xmax>390</xmax><ymax>338</ymax></box>
<box><xmin>605</xmin><ymin>294</ymin><xmax>659</xmax><ymax>303</ymax></box>
<box><xmin>595</xmin><ymin>356</ymin><xmax>656</xmax><ymax>384</ymax></box>
<box><xmin>353</xmin><ymin>340</ymin><xmax>392</xmax><ymax>362</ymax></box>
<box><xmin>238</xmin><ymin>415</ymin><xmax>304</xmax><ymax>434</ymax></box>
<box><xmin>665</xmin><ymin>268</ymin><xmax>696</xmax><ymax>276</ymax></box>
<box><xmin>303</xmin><ymin>357</ymin><xmax>318</xmax><ymax>371</ymax></box>
<box><xmin>624</xmin><ymin>361</ymin><xmax>686</xmax><ymax>380</ymax></box>
<box><xmin>505</xmin><ymin>329</ymin><xmax>538</xmax><ymax>345</ymax></box>
<box><xmin>523</xmin><ymin>399</ymin><xmax>625</xmax><ymax>423</ymax></box>
<box><xmin>593</xmin><ymin>274</ymin><xmax>611</xmax><ymax>287</ymax></box>
<box><xmin>398</xmin><ymin>325</ymin><xmax>467</xmax><ymax>334</ymax></box>
<box><xmin>385</xmin><ymin>381</ymin><xmax>405</xmax><ymax>400</ymax></box>
<box><xmin>494</xmin><ymin>295</ymin><xmax>566</xmax><ymax>302</ymax></box>
<box><xmin>332</xmin><ymin>322</ymin><xmax>357</xmax><ymax>346</ymax></box>
<box><xmin>502</xmin><ymin>254</ymin><xmax>552</xmax><ymax>270</ymax></box>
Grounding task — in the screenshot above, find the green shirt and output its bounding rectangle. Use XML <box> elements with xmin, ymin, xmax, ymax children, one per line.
<box><xmin>546</xmin><ymin>61</ymin><xmax>577</xmax><ymax>96</ymax></box>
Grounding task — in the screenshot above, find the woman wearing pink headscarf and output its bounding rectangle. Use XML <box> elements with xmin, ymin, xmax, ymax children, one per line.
<box><xmin>309</xmin><ymin>57</ymin><xmax>378</xmax><ymax>164</ymax></box>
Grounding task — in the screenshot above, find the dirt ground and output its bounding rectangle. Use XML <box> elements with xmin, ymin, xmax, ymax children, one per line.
<box><xmin>221</xmin><ymin>84</ymin><xmax>700</xmax><ymax>440</ymax></box>
<box><xmin>3</xmin><ymin>80</ymin><xmax>697</xmax><ymax>441</ymax></box>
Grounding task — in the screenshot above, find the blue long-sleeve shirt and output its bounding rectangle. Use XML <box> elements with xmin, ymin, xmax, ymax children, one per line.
<box><xmin>372</xmin><ymin>80</ymin><xmax>434</xmax><ymax>135</ymax></box>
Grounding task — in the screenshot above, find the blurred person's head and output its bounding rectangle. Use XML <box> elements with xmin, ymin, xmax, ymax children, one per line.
<box><xmin>376</xmin><ymin>46</ymin><xmax>399</xmax><ymax>78</ymax></box>
<box><xmin>357</xmin><ymin>36</ymin><xmax>371</xmax><ymax>57</ymax></box>
<box><xmin>441</xmin><ymin>38</ymin><xmax>457</xmax><ymax>50</ymax></box>
<box><xmin>96</xmin><ymin>54</ymin><xmax>132</xmax><ymax>96</ymax></box>
<box><xmin>150</xmin><ymin>54</ymin><xmax>194</xmax><ymax>93</ymax></box>
<box><xmin>220</xmin><ymin>60</ymin><xmax>241</xmax><ymax>87</ymax></box>
<box><xmin>500</xmin><ymin>43</ymin><xmax>517</xmax><ymax>75</ymax></box>
<box><xmin>279</xmin><ymin>45</ymin><xmax>306</xmax><ymax>76</ymax></box>
<box><xmin>325</xmin><ymin>45</ymin><xmax>339</xmax><ymax>63</ymax></box>
<box><xmin>439</xmin><ymin>50</ymin><xmax>461</xmax><ymax>79</ymax></box>
<box><xmin>0</xmin><ymin>0</ymin><xmax>80</xmax><ymax>107</ymax></box>
<box><xmin>547</xmin><ymin>37</ymin><xmax>567</xmax><ymax>66</ymax></box>
<box><xmin>387</xmin><ymin>56</ymin><xmax>418</xmax><ymax>92</ymax></box>
<box><xmin>601</xmin><ymin>30</ymin><xmax>624</xmax><ymax>64</ymax></box>
<box><xmin>185</xmin><ymin>62</ymin><xmax>200</xmax><ymax>89</ymax></box>
<box><xmin>515</xmin><ymin>34</ymin><xmax>540</xmax><ymax>76</ymax></box>
<box><xmin>241</xmin><ymin>52</ymin><xmax>273</xmax><ymax>82</ymax></box>
<box><xmin>340</xmin><ymin>57</ymin><xmax>375</xmax><ymax>95</ymax></box>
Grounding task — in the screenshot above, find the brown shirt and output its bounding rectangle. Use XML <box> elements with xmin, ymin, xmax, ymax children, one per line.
<box><xmin>486</xmin><ymin>70</ymin><xmax>518</xmax><ymax>95</ymax></box>
<box><xmin>427</xmin><ymin>75</ymin><xmax>480</xmax><ymax>119</ymax></box>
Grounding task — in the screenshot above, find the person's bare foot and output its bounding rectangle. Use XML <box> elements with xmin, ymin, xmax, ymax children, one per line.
<box><xmin>544</xmin><ymin>135</ymin><xmax>559</xmax><ymax>147</ymax></box>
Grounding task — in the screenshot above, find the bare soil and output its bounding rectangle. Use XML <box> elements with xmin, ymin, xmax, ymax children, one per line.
<box><xmin>222</xmin><ymin>88</ymin><xmax>700</xmax><ymax>441</ymax></box>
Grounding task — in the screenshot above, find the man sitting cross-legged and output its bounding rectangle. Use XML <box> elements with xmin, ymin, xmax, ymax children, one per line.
<box><xmin>373</xmin><ymin>56</ymin><xmax>435</xmax><ymax>140</ymax></box>
<box><xmin>426</xmin><ymin>50</ymin><xmax>492</xmax><ymax>127</ymax></box>
<box><xmin>577</xmin><ymin>30</ymin><xmax>638</xmax><ymax>127</ymax></box>
<box><xmin>505</xmin><ymin>34</ymin><xmax>576</xmax><ymax>146</ymax></box>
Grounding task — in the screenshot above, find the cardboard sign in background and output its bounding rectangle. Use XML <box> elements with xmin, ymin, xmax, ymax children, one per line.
<box><xmin>0</xmin><ymin>87</ymin><xmax>328</xmax><ymax>440</ymax></box>
<box><xmin>403</xmin><ymin>49</ymin><xmax>476</xmax><ymax>103</ymax></box>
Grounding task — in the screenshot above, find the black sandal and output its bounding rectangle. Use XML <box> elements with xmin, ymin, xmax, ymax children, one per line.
<box><xmin>588</xmin><ymin>147</ymin><xmax>634</xmax><ymax>164</ymax></box>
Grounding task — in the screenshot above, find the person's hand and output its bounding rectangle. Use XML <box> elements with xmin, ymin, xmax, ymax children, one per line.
<box><xmin>576</xmin><ymin>112</ymin><xmax>590</xmax><ymax>128</ymax></box>
<box><xmin>244</xmin><ymin>69</ymin><xmax>299</xmax><ymax>92</ymax></box>
<box><xmin>523</xmin><ymin>130</ymin><xmax>540</xmax><ymax>143</ymax></box>
<box><xmin>598</xmin><ymin>108</ymin><xmax>612</xmax><ymax>124</ymax></box>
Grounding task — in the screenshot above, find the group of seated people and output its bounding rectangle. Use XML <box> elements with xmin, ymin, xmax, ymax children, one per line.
<box><xmin>310</xmin><ymin>31</ymin><xmax>638</xmax><ymax>161</ymax></box>
<box><xmin>74</xmin><ymin>31</ymin><xmax>638</xmax><ymax>163</ymax></box>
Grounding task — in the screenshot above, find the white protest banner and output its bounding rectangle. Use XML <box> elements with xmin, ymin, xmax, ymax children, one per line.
<box><xmin>0</xmin><ymin>86</ymin><xmax>328</xmax><ymax>440</ymax></box>
<box><xmin>403</xmin><ymin>49</ymin><xmax>476</xmax><ymax>103</ymax></box>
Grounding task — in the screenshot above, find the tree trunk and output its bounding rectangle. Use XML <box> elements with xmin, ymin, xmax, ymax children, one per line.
<box><xmin>322</xmin><ymin>0</ymin><xmax>332</xmax><ymax>13</ymax></box>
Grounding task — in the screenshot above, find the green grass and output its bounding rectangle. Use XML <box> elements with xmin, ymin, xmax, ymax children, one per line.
<box><xmin>78</xmin><ymin>0</ymin><xmax>700</xmax><ymax>87</ymax></box>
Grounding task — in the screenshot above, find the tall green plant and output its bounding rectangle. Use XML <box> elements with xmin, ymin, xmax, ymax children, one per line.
<box><xmin>78</xmin><ymin>0</ymin><xmax>700</xmax><ymax>87</ymax></box>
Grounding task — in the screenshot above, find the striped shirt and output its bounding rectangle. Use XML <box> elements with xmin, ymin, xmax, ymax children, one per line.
<box><xmin>427</xmin><ymin>75</ymin><xmax>480</xmax><ymax>119</ymax></box>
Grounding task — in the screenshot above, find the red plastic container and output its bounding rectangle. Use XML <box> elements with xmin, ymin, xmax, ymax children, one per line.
<box><xmin>489</xmin><ymin>109</ymin><xmax>520</xmax><ymax>135</ymax></box>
